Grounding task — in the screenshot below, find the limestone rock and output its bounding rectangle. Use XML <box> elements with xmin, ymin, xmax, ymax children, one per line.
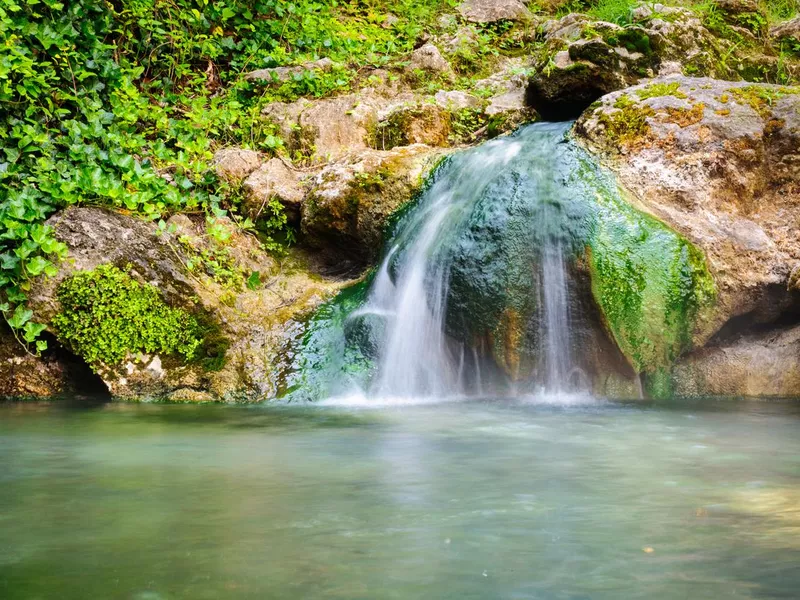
<box><xmin>243</xmin><ymin>158</ymin><xmax>308</xmax><ymax>224</ymax></box>
<box><xmin>771</xmin><ymin>17</ymin><xmax>800</xmax><ymax>43</ymax></box>
<box><xmin>671</xmin><ymin>324</ymin><xmax>800</xmax><ymax>397</ymax></box>
<box><xmin>374</xmin><ymin>103</ymin><xmax>453</xmax><ymax>149</ymax></box>
<box><xmin>408</xmin><ymin>43</ymin><xmax>453</xmax><ymax>77</ymax></box>
<box><xmin>575</xmin><ymin>76</ymin><xmax>800</xmax><ymax>343</ymax></box>
<box><xmin>434</xmin><ymin>90</ymin><xmax>482</xmax><ymax>111</ymax></box>
<box><xmin>27</xmin><ymin>207</ymin><xmax>344</xmax><ymax>401</ymax></box>
<box><xmin>213</xmin><ymin>148</ymin><xmax>261</xmax><ymax>182</ymax></box>
<box><xmin>0</xmin><ymin>329</ymin><xmax>84</xmax><ymax>398</ymax></box>
<box><xmin>245</xmin><ymin>58</ymin><xmax>335</xmax><ymax>84</ymax></box>
<box><xmin>457</xmin><ymin>0</ymin><xmax>532</xmax><ymax>23</ymax></box>
<box><xmin>302</xmin><ymin>145</ymin><xmax>448</xmax><ymax>261</ymax></box>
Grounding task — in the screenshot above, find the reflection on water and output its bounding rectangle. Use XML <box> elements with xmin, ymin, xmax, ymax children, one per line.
<box><xmin>1</xmin><ymin>398</ymin><xmax>800</xmax><ymax>599</ymax></box>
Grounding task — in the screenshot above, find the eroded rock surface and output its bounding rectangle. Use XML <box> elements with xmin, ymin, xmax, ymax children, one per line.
<box><xmin>576</xmin><ymin>76</ymin><xmax>800</xmax><ymax>391</ymax></box>
<box><xmin>25</xmin><ymin>207</ymin><xmax>347</xmax><ymax>401</ymax></box>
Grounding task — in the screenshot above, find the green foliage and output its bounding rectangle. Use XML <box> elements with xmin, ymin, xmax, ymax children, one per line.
<box><xmin>0</xmin><ymin>0</ymin><xmax>456</xmax><ymax>350</ymax></box>
<box><xmin>587</xmin><ymin>0</ymin><xmax>638</xmax><ymax>24</ymax></box>
<box><xmin>636</xmin><ymin>82</ymin><xmax>688</xmax><ymax>99</ymax></box>
<box><xmin>51</xmin><ymin>264</ymin><xmax>203</xmax><ymax>367</ymax></box>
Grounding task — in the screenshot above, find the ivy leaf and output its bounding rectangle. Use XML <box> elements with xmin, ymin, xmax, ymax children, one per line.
<box><xmin>7</xmin><ymin>305</ymin><xmax>33</xmax><ymax>329</ymax></box>
<box><xmin>25</xmin><ymin>256</ymin><xmax>51</xmax><ymax>276</ymax></box>
<box><xmin>23</xmin><ymin>321</ymin><xmax>46</xmax><ymax>342</ymax></box>
<box><xmin>246</xmin><ymin>271</ymin><xmax>261</xmax><ymax>290</ymax></box>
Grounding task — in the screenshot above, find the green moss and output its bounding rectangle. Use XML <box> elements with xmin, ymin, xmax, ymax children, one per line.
<box><xmin>636</xmin><ymin>82</ymin><xmax>687</xmax><ymax>100</ymax></box>
<box><xmin>604</xmin><ymin>28</ymin><xmax>652</xmax><ymax>55</ymax></box>
<box><xmin>598</xmin><ymin>95</ymin><xmax>654</xmax><ymax>146</ymax></box>
<box><xmin>729</xmin><ymin>84</ymin><xmax>800</xmax><ymax>117</ymax></box>
<box><xmin>587</xmin><ymin>191</ymin><xmax>716</xmax><ymax>373</ymax></box>
<box><xmin>51</xmin><ymin>264</ymin><xmax>205</xmax><ymax>368</ymax></box>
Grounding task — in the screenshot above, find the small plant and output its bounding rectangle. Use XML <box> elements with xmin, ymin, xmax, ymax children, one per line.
<box><xmin>636</xmin><ymin>82</ymin><xmax>687</xmax><ymax>100</ymax></box>
<box><xmin>51</xmin><ymin>265</ymin><xmax>204</xmax><ymax>367</ymax></box>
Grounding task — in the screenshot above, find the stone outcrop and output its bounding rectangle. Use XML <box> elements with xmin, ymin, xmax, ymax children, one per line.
<box><xmin>213</xmin><ymin>148</ymin><xmax>261</xmax><ymax>181</ymax></box>
<box><xmin>302</xmin><ymin>145</ymin><xmax>447</xmax><ymax>262</ymax></box>
<box><xmin>671</xmin><ymin>324</ymin><xmax>800</xmax><ymax>398</ymax></box>
<box><xmin>245</xmin><ymin>58</ymin><xmax>336</xmax><ymax>84</ymax></box>
<box><xmin>576</xmin><ymin>76</ymin><xmax>800</xmax><ymax>395</ymax></box>
<box><xmin>21</xmin><ymin>207</ymin><xmax>347</xmax><ymax>401</ymax></box>
<box><xmin>242</xmin><ymin>158</ymin><xmax>308</xmax><ymax>224</ymax></box>
<box><xmin>526</xmin><ymin>6</ymin><xmax>781</xmax><ymax>119</ymax></box>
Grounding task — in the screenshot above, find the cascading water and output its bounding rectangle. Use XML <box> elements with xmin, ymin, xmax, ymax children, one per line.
<box><xmin>281</xmin><ymin>121</ymin><xmax>715</xmax><ymax>403</ymax></box>
<box><xmin>345</xmin><ymin>122</ymin><xmax>589</xmax><ymax>399</ymax></box>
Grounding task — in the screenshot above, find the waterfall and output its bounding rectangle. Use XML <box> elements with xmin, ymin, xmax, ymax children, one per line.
<box><xmin>350</xmin><ymin>122</ymin><xmax>583</xmax><ymax>398</ymax></box>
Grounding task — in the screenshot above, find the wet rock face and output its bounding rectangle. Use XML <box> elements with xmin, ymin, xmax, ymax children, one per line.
<box><xmin>23</xmin><ymin>207</ymin><xmax>344</xmax><ymax>402</ymax></box>
<box><xmin>575</xmin><ymin>76</ymin><xmax>800</xmax><ymax>388</ymax></box>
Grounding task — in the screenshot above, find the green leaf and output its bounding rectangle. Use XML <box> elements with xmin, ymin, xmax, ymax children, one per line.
<box><xmin>246</xmin><ymin>271</ymin><xmax>261</xmax><ymax>291</ymax></box>
<box><xmin>7</xmin><ymin>305</ymin><xmax>33</xmax><ymax>329</ymax></box>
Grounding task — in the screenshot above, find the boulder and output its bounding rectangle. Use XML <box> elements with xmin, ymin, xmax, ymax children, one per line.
<box><xmin>27</xmin><ymin>207</ymin><xmax>345</xmax><ymax>401</ymax></box>
<box><xmin>457</xmin><ymin>0</ymin><xmax>532</xmax><ymax>23</ymax></box>
<box><xmin>671</xmin><ymin>324</ymin><xmax>800</xmax><ymax>398</ymax></box>
<box><xmin>243</xmin><ymin>158</ymin><xmax>308</xmax><ymax>224</ymax></box>
<box><xmin>408</xmin><ymin>43</ymin><xmax>454</xmax><ymax>77</ymax></box>
<box><xmin>771</xmin><ymin>17</ymin><xmax>800</xmax><ymax>44</ymax></box>
<box><xmin>576</xmin><ymin>76</ymin><xmax>800</xmax><ymax>346</ymax></box>
<box><xmin>213</xmin><ymin>148</ymin><xmax>261</xmax><ymax>182</ymax></box>
<box><xmin>302</xmin><ymin>145</ymin><xmax>448</xmax><ymax>262</ymax></box>
<box><xmin>374</xmin><ymin>103</ymin><xmax>453</xmax><ymax>149</ymax></box>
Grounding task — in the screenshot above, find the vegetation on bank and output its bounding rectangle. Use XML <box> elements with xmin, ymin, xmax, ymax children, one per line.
<box><xmin>51</xmin><ymin>264</ymin><xmax>203</xmax><ymax>366</ymax></box>
<box><xmin>1</xmin><ymin>0</ymin><xmax>797</xmax><ymax>361</ymax></box>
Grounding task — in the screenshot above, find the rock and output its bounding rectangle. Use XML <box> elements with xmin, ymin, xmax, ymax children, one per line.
<box><xmin>408</xmin><ymin>43</ymin><xmax>453</xmax><ymax>77</ymax></box>
<box><xmin>243</xmin><ymin>158</ymin><xmax>308</xmax><ymax>224</ymax></box>
<box><xmin>27</xmin><ymin>207</ymin><xmax>345</xmax><ymax>401</ymax></box>
<box><xmin>374</xmin><ymin>103</ymin><xmax>453</xmax><ymax>149</ymax></box>
<box><xmin>262</xmin><ymin>91</ymin><xmax>416</xmax><ymax>163</ymax></box>
<box><xmin>457</xmin><ymin>0</ymin><xmax>532</xmax><ymax>23</ymax></box>
<box><xmin>0</xmin><ymin>329</ymin><xmax>84</xmax><ymax>398</ymax></box>
<box><xmin>576</xmin><ymin>76</ymin><xmax>800</xmax><ymax>345</ymax></box>
<box><xmin>302</xmin><ymin>145</ymin><xmax>448</xmax><ymax>262</ymax></box>
<box><xmin>771</xmin><ymin>17</ymin><xmax>800</xmax><ymax>44</ymax></box>
<box><xmin>245</xmin><ymin>58</ymin><xmax>335</xmax><ymax>83</ymax></box>
<box><xmin>671</xmin><ymin>324</ymin><xmax>800</xmax><ymax>397</ymax></box>
<box><xmin>527</xmin><ymin>5</ymin><xmax>785</xmax><ymax>119</ymax></box>
<box><xmin>213</xmin><ymin>148</ymin><xmax>261</xmax><ymax>182</ymax></box>
<box><xmin>434</xmin><ymin>90</ymin><xmax>482</xmax><ymax>111</ymax></box>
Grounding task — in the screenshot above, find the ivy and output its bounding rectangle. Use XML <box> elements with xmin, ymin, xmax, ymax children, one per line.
<box><xmin>0</xmin><ymin>0</ymin><xmax>455</xmax><ymax>351</ymax></box>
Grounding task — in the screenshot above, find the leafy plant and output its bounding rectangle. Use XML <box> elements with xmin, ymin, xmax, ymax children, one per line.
<box><xmin>51</xmin><ymin>264</ymin><xmax>203</xmax><ymax>367</ymax></box>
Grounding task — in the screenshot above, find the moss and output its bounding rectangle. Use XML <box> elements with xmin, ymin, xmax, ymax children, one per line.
<box><xmin>636</xmin><ymin>82</ymin><xmax>687</xmax><ymax>100</ymax></box>
<box><xmin>728</xmin><ymin>84</ymin><xmax>800</xmax><ymax>117</ymax></box>
<box><xmin>661</xmin><ymin>102</ymin><xmax>705</xmax><ymax>127</ymax></box>
<box><xmin>598</xmin><ymin>95</ymin><xmax>654</xmax><ymax>146</ymax></box>
<box><xmin>587</xmin><ymin>192</ymin><xmax>716</xmax><ymax>374</ymax></box>
<box><xmin>604</xmin><ymin>28</ymin><xmax>652</xmax><ymax>55</ymax></box>
<box><xmin>51</xmin><ymin>264</ymin><xmax>205</xmax><ymax>369</ymax></box>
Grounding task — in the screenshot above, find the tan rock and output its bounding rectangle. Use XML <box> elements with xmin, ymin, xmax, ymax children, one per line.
<box><xmin>243</xmin><ymin>158</ymin><xmax>308</xmax><ymax>223</ymax></box>
<box><xmin>408</xmin><ymin>43</ymin><xmax>453</xmax><ymax>77</ymax></box>
<box><xmin>213</xmin><ymin>148</ymin><xmax>261</xmax><ymax>181</ymax></box>
<box><xmin>302</xmin><ymin>145</ymin><xmax>448</xmax><ymax>261</ymax></box>
<box><xmin>576</xmin><ymin>76</ymin><xmax>800</xmax><ymax>343</ymax></box>
<box><xmin>457</xmin><ymin>0</ymin><xmax>532</xmax><ymax>23</ymax></box>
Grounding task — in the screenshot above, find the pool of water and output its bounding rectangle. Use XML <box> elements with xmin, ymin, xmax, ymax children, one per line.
<box><xmin>1</xmin><ymin>397</ymin><xmax>800</xmax><ymax>599</ymax></box>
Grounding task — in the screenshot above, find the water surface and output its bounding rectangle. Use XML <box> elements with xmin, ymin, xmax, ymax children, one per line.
<box><xmin>1</xmin><ymin>398</ymin><xmax>800</xmax><ymax>599</ymax></box>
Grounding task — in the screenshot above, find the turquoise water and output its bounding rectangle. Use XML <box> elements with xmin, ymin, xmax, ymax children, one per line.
<box><xmin>2</xmin><ymin>398</ymin><xmax>800</xmax><ymax>599</ymax></box>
